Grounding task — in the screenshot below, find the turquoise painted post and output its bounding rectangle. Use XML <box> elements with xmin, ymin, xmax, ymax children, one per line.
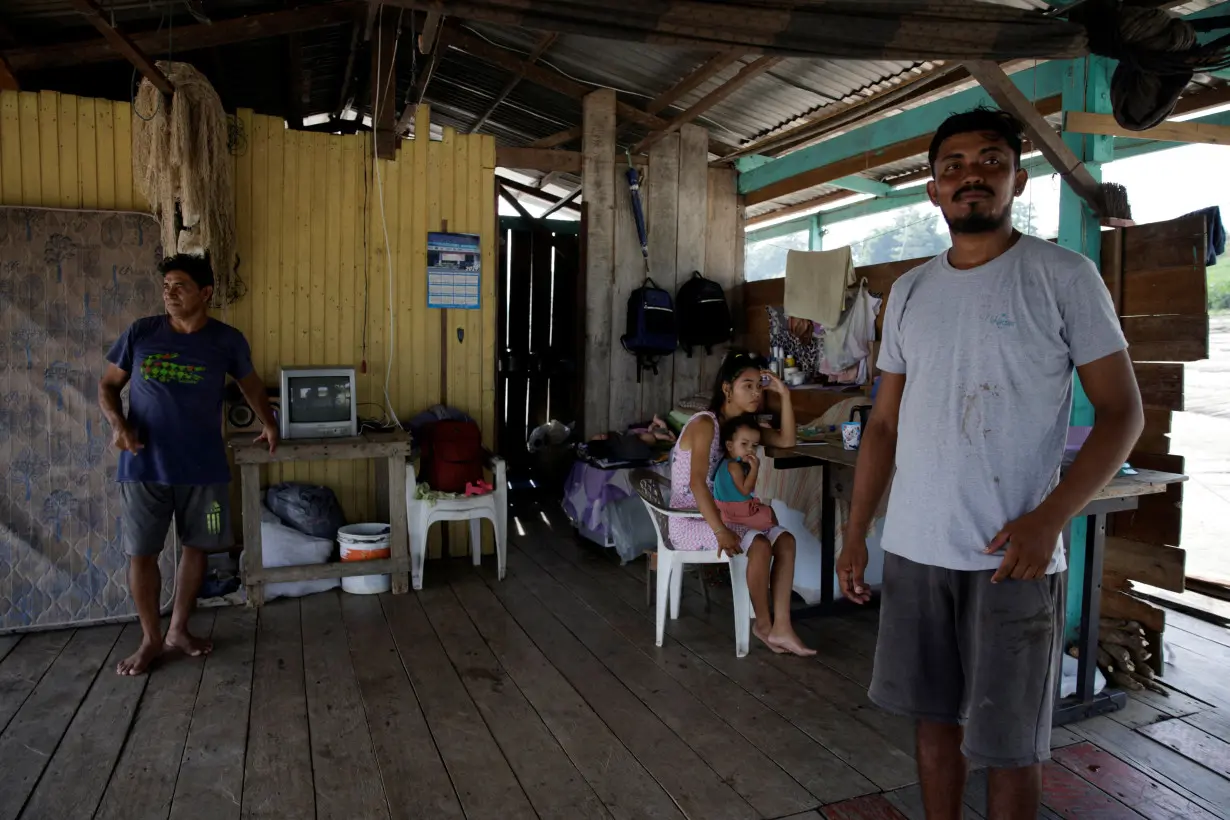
<box><xmin>1056</xmin><ymin>55</ymin><xmax>1114</xmax><ymax>641</ymax></box>
<box><xmin>809</xmin><ymin>213</ymin><xmax>823</xmax><ymax>251</ymax></box>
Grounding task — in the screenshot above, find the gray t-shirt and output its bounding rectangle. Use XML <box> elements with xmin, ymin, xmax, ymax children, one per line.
<box><xmin>877</xmin><ymin>234</ymin><xmax>1127</xmax><ymax>573</ymax></box>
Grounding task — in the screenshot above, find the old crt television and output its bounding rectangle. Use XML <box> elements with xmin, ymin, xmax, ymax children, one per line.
<box><xmin>279</xmin><ymin>366</ymin><xmax>358</xmax><ymax>440</ymax></box>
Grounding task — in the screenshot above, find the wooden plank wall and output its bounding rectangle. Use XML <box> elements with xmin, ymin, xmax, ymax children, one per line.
<box><xmin>1100</xmin><ymin>215</ymin><xmax>1207</xmax><ymax>644</ymax></box>
<box><xmin>0</xmin><ymin>91</ymin><xmax>498</xmax><ymax>555</ymax></box>
<box><xmin>582</xmin><ymin>100</ymin><xmax>740</xmax><ymax>435</ymax></box>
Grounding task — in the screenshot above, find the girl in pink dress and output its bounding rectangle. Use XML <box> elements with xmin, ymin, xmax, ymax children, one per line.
<box><xmin>669</xmin><ymin>351</ymin><xmax>815</xmax><ymax>657</ymax></box>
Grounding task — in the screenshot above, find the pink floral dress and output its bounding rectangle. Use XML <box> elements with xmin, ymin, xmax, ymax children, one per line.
<box><xmin>669</xmin><ymin>412</ymin><xmax>787</xmax><ymax>551</ymax></box>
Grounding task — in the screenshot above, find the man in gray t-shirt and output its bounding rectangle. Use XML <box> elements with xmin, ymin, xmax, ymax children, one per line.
<box><xmin>839</xmin><ymin>109</ymin><xmax>1143</xmax><ymax>819</ymax></box>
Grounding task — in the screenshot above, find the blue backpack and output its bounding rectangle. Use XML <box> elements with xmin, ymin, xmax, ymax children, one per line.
<box><xmin>621</xmin><ymin>277</ymin><xmax>676</xmax><ymax>382</ymax></box>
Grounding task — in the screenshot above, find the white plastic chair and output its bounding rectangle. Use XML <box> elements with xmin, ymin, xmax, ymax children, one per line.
<box><xmin>405</xmin><ymin>454</ymin><xmax>507</xmax><ymax>590</ymax></box>
<box><xmin>630</xmin><ymin>469</ymin><xmax>751</xmax><ymax>658</ymax></box>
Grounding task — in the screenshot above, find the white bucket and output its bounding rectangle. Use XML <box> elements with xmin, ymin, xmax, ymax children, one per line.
<box><xmin>338</xmin><ymin>523</ymin><xmax>392</xmax><ymax>595</ymax></box>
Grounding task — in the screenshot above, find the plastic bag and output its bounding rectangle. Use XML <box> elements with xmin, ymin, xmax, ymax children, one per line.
<box><xmin>1059</xmin><ymin>653</ymin><xmax>1106</xmax><ymax>698</ymax></box>
<box><xmin>265</xmin><ymin>483</ymin><xmax>346</xmax><ymax>540</ymax></box>
<box><xmin>258</xmin><ymin>505</ymin><xmax>339</xmax><ymax>600</ymax></box>
<box><xmin>528</xmin><ymin>419</ymin><xmax>573</xmax><ymax>453</ymax></box>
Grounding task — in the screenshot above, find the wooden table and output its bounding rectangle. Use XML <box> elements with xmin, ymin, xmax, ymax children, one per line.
<box><xmin>766</xmin><ymin>442</ymin><xmax>1187</xmax><ymax>724</ymax></box>
<box><xmin>230</xmin><ymin>431</ymin><xmax>413</xmax><ymax>606</ymax></box>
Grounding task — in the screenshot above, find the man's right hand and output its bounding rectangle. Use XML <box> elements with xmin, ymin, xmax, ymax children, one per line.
<box><xmin>837</xmin><ymin>530</ymin><xmax>872</xmax><ymax>603</ymax></box>
<box><xmin>111</xmin><ymin>424</ymin><xmax>143</xmax><ymax>456</ymax></box>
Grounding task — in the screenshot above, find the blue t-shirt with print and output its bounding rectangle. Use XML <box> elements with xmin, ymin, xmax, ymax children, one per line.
<box><xmin>106</xmin><ymin>315</ymin><xmax>254</xmax><ymax>485</ymax></box>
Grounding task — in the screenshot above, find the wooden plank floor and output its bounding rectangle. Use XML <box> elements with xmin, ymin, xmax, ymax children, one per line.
<box><xmin>2</xmin><ymin>497</ymin><xmax>1230</xmax><ymax>820</ymax></box>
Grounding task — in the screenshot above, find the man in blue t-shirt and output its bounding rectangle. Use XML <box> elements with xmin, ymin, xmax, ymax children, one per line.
<box><xmin>100</xmin><ymin>255</ymin><xmax>278</xmax><ymax>676</ymax></box>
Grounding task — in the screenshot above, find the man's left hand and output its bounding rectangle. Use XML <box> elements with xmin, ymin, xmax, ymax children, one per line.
<box><xmin>985</xmin><ymin>509</ymin><xmax>1063</xmax><ymax>583</ymax></box>
<box><xmin>255</xmin><ymin>423</ymin><xmax>279</xmax><ymax>454</ymax></box>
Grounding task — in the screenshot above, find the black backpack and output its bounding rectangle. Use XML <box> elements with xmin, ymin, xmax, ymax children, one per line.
<box><xmin>621</xmin><ymin>277</ymin><xmax>677</xmax><ymax>381</ymax></box>
<box><xmin>675</xmin><ymin>271</ymin><xmax>733</xmax><ymax>356</ymax></box>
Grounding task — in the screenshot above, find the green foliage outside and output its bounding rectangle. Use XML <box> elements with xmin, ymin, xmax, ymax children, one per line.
<box><xmin>1209</xmin><ymin>254</ymin><xmax>1230</xmax><ymax>313</ymax></box>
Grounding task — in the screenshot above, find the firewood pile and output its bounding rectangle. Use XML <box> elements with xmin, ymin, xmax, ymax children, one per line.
<box><xmin>1068</xmin><ymin>617</ymin><xmax>1167</xmax><ymax>695</ymax></box>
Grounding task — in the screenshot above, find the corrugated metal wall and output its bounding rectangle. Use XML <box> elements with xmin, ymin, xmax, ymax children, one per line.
<box><xmin>0</xmin><ymin>91</ymin><xmax>498</xmax><ymax>551</ymax></box>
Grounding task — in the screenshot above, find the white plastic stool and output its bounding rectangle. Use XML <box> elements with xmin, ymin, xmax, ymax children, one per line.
<box><xmin>405</xmin><ymin>455</ymin><xmax>507</xmax><ymax>590</ymax></box>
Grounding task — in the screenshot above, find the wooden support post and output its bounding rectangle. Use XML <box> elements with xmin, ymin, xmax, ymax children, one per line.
<box><xmin>582</xmin><ymin>89</ymin><xmax>617</xmax><ymax>438</ymax></box>
<box><xmin>639</xmin><ymin>132</ymin><xmax>680</xmax><ymax>418</ymax></box>
<box><xmin>67</xmin><ymin>0</ymin><xmax>173</xmax><ymax>94</ymax></box>
<box><xmin>370</xmin><ymin>7</ymin><xmax>398</xmax><ymax>159</ymax></box>
<box><xmin>240</xmin><ymin>463</ymin><xmax>265</xmax><ymax>607</ymax></box>
<box><xmin>385</xmin><ymin>453</ymin><xmax>409</xmax><ymax>594</ymax></box>
<box><xmin>1056</xmin><ymin>56</ymin><xmax>1115</xmax><ymax>643</ymax></box>
<box><xmin>672</xmin><ymin>123</ymin><xmax>709</xmax><ymax>403</ymax></box>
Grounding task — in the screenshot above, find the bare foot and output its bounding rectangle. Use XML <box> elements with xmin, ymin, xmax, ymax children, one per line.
<box><xmin>768</xmin><ymin>628</ymin><xmax>817</xmax><ymax>657</ymax></box>
<box><xmin>116</xmin><ymin>640</ymin><xmax>162</xmax><ymax>676</ymax></box>
<box><xmin>753</xmin><ymin>621</ymin><xmax>785</xmax><ymax>654</ymax></box>
<box><xmin>164</xmin><ymin>629</ymin><xmax>213</xmax><ymax>657</ymax></box>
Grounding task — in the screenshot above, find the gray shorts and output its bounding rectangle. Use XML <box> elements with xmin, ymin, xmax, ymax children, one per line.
<box><xmin>120</xmin><ymin>482</ymin><xmax>234</xmax><ymax>556</ymax></box>
<box><xmin>868</xmin><ymin>552</ymin><xmax>1065</xmax><ymax>769</ymax></box>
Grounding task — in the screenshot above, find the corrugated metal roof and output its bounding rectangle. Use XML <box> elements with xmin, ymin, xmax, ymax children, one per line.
<box><xmin>9</xmin><ymin>0</ymin><xmax>1230</xmax><ymax>214</ymax></box>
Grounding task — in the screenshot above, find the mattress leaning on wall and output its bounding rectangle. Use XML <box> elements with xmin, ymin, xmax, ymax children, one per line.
<box><xmin>0</xmin><ymin>207</ymin><xmax>175</xmax><ymax>633</ymax></box>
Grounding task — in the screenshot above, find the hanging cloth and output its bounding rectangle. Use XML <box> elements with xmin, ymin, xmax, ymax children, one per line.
<box><xmin>784</xmin><ymin>246</ymin><xmax>855</xmax><ymax>328</ymax></box>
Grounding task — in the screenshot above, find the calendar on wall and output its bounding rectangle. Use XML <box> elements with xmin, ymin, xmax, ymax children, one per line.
<box><xmin>426</xmin><ymin>232</ymin><xmax>481</xmax><ymax>310</ymax></box>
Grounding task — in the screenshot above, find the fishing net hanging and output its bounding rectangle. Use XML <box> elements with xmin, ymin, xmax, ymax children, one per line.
<box><xmin>132</xmin><ymin>61</ymin><xmax>243</xmax><ymax>306</ymax></box>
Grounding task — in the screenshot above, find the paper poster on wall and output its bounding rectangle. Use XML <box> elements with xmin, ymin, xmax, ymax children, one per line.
<box><xmin>427</xmin><ymin>232</ymin><xmax>481</xmax><ymax>310</ymax></box>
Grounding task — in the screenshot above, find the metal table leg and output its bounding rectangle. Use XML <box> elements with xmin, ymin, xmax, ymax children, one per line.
<box><xmin>1052</xmin><ymin>496</ymin><xmax>1138</xmax><ymax>726</ymax></box>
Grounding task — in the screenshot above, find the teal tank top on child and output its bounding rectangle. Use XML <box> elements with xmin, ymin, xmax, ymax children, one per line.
<box><xmin>713</xmin><ymin>458</ymin><xmax>753</xmax><ymax>503</ymax></box>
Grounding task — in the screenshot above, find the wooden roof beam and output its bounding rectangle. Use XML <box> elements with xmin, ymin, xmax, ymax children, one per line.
<box><xmin>467</xmin><ymin>32</ymin><xmax>557</xmax><ymax>134</ymax></box>
<box><xmin>419</xmin><ymin>11</ymin><xmax>443</xmax><ymax>53</ymax></box>
<box><xmin>396</xmin><ymin>19</ymin><xmax>449</xmax><ymax>134</ymax></box>
<box><xmin>1065</xmin><ymin>110</ymin><xmax>1230</xmax><ymax>146</ymax></box>
<box><xmin>963</xmin><ymin>60</ymin><xmax>1103</xmax><ymax>215</ymax></box>
<box><xmin>745</xmin><ymin>190</ymin><xmax>853</xmax><ymax>227</ymax></box>
<box><xmin>9</xmin><ymin>2</ymin><xmax>360</xmax><ymax>72</ymax></box>
<box><xmin>495</xmin><ymin>174</ymin><xmax>582</xmax><ymax>213</ymax></box>
<box><xmin>496</xmin><ymin>146</ymin><xmax>581</xmax><ymax>173</ymax></box>
<box><xmin>633</xmin><ymin>55</ymin><xmax>780</xmax><ymax>153</ymax></box>
<box><xmin>541</xmin><ymin>186</ymin><xmax>582</xmax><ymax>218</ymax></box>
<box><xmin>499</xmin><ymin>184</ymin><xmax>537</xmax><ymax>221</ymax></box>
<box><xmin>532</xmin><ymin>48</ymin><xmax>745</xmax><ymax>151</ymax></box>
<box><xmin>67</xmin><ymin>0</ymin><xmax>173</xmax><ymax>94</ymax></box>
<box><xmin>447</xmin><ymin>27</ymin><xmax>737</xmax><ymax>156</ymax></box>
<box><xmin>0</xmin><ymin>55</ymin><xmax>18</xmax><ymax>91</ymax></box>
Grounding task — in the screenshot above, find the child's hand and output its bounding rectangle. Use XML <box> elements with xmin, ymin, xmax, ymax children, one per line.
<box><xmin>745</xmin><ymin>453</ymin><xmax>759</xmax><ymax>470</ymax></box>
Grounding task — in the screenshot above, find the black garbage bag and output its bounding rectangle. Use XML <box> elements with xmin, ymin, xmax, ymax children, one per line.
<box><xmin>265</xmin><ymin>483</ymin><xmax>346</xmax><ymax>540</ymax></box>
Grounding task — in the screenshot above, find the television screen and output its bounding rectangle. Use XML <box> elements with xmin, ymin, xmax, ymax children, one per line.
<box><xmin>287</xmin><ymin>376</ymin><xmax>353</xmax><ymax>424</ymax></box>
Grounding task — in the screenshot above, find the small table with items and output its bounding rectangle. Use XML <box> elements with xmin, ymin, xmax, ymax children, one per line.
<box><xmin>230</xmin><ymin>430</ymin><xmax>413</xmax><ymax>606</ymax></box>
<box><xmin>765</xmin><ymin>442</ymin><xmax>1186</xmax><ymax>724</ymax></box>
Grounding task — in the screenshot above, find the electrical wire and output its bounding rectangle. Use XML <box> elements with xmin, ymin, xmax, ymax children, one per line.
<box><xmin>457</xmin><ymin>24</ymin><xmax>744</xmax><ymax>141</ymax></box>
<box><xmin>373</xmin><ymin>11</ymin><xmax>403</xmax><ymax>430</ymax></box>
<box><xmin>132</xmin><ymin>2</ymin><xmax>171</xmax><ymax>122</ymax></box>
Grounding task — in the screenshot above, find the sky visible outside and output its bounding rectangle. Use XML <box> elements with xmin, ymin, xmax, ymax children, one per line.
<box><xmin>746</xmin><ymin>144</ymin><xmax>1230</xmax><ymax>281</ymax></box>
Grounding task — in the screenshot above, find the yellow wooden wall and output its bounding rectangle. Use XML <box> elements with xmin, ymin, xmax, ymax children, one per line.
<box><xmin>0</xmin><ymin>91</ymin><xmax>497</xmax><ymax>552</ymax></box>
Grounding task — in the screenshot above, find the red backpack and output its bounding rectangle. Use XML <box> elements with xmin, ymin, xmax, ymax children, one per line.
<box><xmin>419</xmin><ymin>420</ymin><xmax>484</xmax><ymax>493</ymax></box>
